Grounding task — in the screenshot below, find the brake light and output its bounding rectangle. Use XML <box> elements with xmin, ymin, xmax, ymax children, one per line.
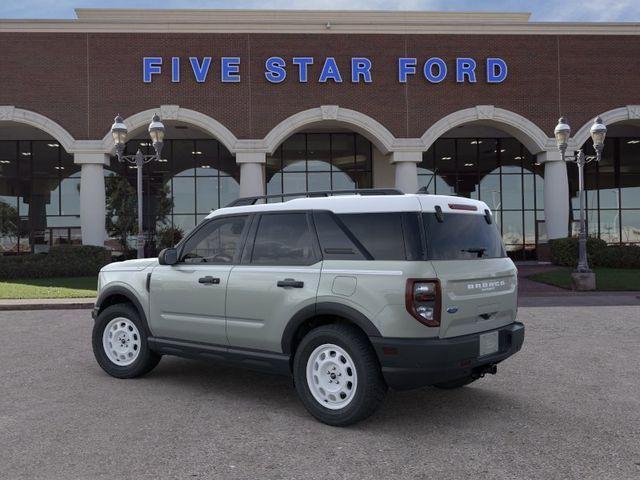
<box><xmin>405</xmin><ymin>279</ymin><xmax>441</xmax><ymax>327</ymax></box>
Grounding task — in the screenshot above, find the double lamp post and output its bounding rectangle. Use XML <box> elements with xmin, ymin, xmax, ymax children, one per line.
<box><xmin>554</xmin><ymin>116</ymin><xmax>607</xmax><ymax>289</ymax></box>
<box><xmin>110</xmin><ymin>114</ymin><xmax>166</xmax><ymax>259</ymax></box>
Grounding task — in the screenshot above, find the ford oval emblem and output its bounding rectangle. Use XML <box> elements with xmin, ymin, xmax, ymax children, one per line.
<box><xmin>446</xmin><ymin>306</ymin><xmax>459</xmax><ymax>314</ymax></box>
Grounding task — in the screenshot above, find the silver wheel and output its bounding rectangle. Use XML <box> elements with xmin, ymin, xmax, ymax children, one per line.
<box><xmin>306</xmin><ymin>343</ymin><xmax>358</xmax><ymax>410</ymax></box>
<box><xmin>102</xmin><ymin>317</ymin><xmax>141</xmax><ymax>367</ymax></box>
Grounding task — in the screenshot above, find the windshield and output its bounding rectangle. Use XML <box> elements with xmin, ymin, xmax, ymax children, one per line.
<box><xmin>423</xmin><ymin>212</ymin><xmax>505</xmax><ymax>260</ymax></box>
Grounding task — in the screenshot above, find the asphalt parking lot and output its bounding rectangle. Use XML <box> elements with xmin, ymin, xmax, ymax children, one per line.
<box><xmin>0</xmin><ymin>306</ymin><xmax>639</xmax><ymax>480</ymax></box>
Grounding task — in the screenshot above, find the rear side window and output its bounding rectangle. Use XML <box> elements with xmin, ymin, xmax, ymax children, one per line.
<box><xmin>313</xmin><ymin>211</ymin><xmax>366</xmax><ymax>260</ymax></box>
<box><xmin>337</xmin><ymin>213</ymin><xmax>406</xmax><ymax>260</ymax></box>
<box><xmin>251</xmin><ymin>213</ymin><xmax>318</xmax><ymax>265</ymax></box>
<box><xmin>423</xmin><ymin>212</ymin><xmax>505</xmax><ymax>260</ymax></box>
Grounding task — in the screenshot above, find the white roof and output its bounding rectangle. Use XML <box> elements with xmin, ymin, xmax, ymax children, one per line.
<box><xmin>207</xmin><ymin>194</ymin><xmax>490</xmax><ymax>218</ymax></box>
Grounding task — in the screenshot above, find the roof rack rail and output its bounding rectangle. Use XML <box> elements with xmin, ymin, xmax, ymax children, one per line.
<box><xmin>225</xmin><ymin>188</ymin><xmax>404</xmax><ymax>207</ymax></box>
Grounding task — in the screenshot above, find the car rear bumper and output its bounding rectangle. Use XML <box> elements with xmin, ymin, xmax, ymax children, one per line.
<box><xmin>370</xmin><ymin>322</ymin><xmax>525</xmax><ymax>390</ymax></box>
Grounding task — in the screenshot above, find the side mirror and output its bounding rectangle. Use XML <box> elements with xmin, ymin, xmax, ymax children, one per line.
<box><xmin>158</xmin><ymin>248</ymin><xmax>178</xmax><ymax>266</ymax></box>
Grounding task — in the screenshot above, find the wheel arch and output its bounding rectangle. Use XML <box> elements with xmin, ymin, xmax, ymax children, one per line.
<box><xmin>95</xmin><ymin>286</ymin><xmax>151</xmax><ymax>336</ymax></box>
<box><xmin>281</xmin><ymin>302</ymin><xmax>382</xmax><ymax>355</ymax></box>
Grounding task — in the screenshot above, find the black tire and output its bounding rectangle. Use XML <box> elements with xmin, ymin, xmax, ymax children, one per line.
<box><xmin>92</xmin><ymin>303</ymin><xmax>161</xmax><ymax>379</ymax></box>
<box><xmin>293</xmin><ymin>324</ymin><xmax>387</xmax><ymax>427</ymax></box>
<box><xmin>433</xmin><ymin>376</ymin><xmax>477</xmax><ymax>389</ymax></box>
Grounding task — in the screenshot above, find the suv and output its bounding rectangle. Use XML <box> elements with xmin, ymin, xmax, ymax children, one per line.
<box><xmin>92</xmin><ymin>190</ymin><xmax>524</xmax><ymax>426</ymax></box>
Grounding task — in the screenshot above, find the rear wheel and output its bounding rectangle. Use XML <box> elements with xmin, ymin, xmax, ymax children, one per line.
<box><xmin>92</xmin><ymin>303</ymin><xmax>161</xmax><ymax>379</ymax></box>
<box><xmin>293</xmin><ymin>324</ymin><xmax>387</xmax><ymax>426</ymax></box>
<box><xmin>433</xmin><ymin>376</ymin><xmax>477</xmax><ymax>389</ymax></box>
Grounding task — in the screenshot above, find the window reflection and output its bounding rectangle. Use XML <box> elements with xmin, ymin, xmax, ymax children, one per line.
<box><xmin>266</xmin><ymin>133</ymin><xmax>372</xmax><ymax>198</ymax></box>
<box><xmin>0</xmin><ymin>140</ymin><xmax>81</xmax><ymax>253</ymax></box>
<box><xmin>106</xmin><ymin>138</ymin><xmax>239</xmax><ymax>253</ymax></box>
<box><xmin>569</xmin><ymin>137</ymin><xmax>640</xmax><ymax>245</ymax></box>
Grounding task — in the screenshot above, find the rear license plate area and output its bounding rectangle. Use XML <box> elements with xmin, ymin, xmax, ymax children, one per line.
<box><xmin>479</xmin><ymin>331</ymin><xmax>499</xmax><ymax>357</ymax></box>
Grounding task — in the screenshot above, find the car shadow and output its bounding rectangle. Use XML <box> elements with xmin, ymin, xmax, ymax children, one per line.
<box><xmin>142</xmin><ymin>356</ymin><xmax>522</xmax><ymax>428</ymax></box>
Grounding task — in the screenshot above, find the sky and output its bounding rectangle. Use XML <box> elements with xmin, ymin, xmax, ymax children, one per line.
<box><xmin>0</xmin><ymin>0</ymin><xmax>639</xmax><ymax>22</ymax></box>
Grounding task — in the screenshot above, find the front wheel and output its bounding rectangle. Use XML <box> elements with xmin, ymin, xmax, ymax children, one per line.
<box><xmin>92</xmin><ymin>303</ymin><xmax>161</xmax><ymax>379</ymax></box>
<box><xmin>293</xmin><ymin>324</ymin><xmax>387</xmax><ymax>426</ymax></box>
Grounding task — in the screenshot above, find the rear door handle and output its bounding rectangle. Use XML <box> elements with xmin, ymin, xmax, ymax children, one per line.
<box><xmin>198</xmin><ymin>276</ymin><xmax>220</xmax><ymax>285</ymax></box>
<box><xmin>277</xmin><ymin>278</ymin><xmax>304</xmax><ymax>288</ymax></box>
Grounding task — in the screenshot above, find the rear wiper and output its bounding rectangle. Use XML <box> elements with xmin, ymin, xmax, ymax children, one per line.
<box><xmin>461</xmin><ymin>247</ymin><xmax>487</xmax><ymax>258</ymax></box>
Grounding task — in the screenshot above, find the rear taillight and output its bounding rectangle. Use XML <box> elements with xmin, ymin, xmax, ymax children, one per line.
<box><xmin>405</xmin><ymin>279</ymin><xmax>441</xmax><ymax>327</ymax></box>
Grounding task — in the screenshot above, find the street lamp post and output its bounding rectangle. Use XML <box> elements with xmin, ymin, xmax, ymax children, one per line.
<box><xmin>110</xmin><ymin>114</ymin><xmax>166</xmax><ymax>259</ymax></box>
<box><xmin>554</xmin><ymin>116</ymin><xmax>607</xmax><ymax>289</ymax></box>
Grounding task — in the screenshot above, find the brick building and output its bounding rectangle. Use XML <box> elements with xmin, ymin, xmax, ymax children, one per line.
<box><xmin>1</xmin><ymin>9</ymin><xmax>639</xmax><ymax>257</ymax></box>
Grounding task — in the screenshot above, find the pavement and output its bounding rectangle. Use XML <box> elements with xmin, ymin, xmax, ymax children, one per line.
<box><xmin>1</xmin><ymin>306</ymin><xmax>639</xmax><ymax>480</ymax></box>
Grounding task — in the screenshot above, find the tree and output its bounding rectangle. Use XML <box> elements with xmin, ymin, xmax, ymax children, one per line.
<box><xmin>105</xmin><ymin>175</ymin><xmax>173</xmax><ymax>252</ymax></box>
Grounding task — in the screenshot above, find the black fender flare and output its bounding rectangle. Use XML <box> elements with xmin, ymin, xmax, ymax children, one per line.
<box><xmin>94</xmin><ymin>285</ymin><xmax>152</xmax><ymax>336</ymax></box>
<box><xmin>281</xmin><ymin>302</ymin><xmax>382</xmax><ymax>354</ymax></box>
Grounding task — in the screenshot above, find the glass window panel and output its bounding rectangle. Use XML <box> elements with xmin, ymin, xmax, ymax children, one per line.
<box><xmin>620</xmin><ymin>179</ymin><xmax>640</xmax><ymax>208</ymax></box>
<box><xmin>621</xmin><ymin>210</ymin><xmax>640</xmax><ymax>243</ymax></box>
<box><xmin>523</xmin><ymin>174</ymin><xmax>535</xmax><ymax>209</ymax></box>
<box><xmin>331</xmin><ymin>134</ymin><xmax>355</xmax><ymax>172</ymax></box>
<box><xmin>306</xmin><ymin>134</ymin><xmax>331</xmax><ymax>172</ymax></box>
<box><xmin>173</xmin><ymin>140</ymin><xmax>195</xmax><ymax>176</ymax></box>
<box><xmin>500</xmin><ymin>138</ymin><xmax>522</xmax><ymax>173</ymax></box>
<box><xmin>479</xmin><ymin>174</ymin><xmax>501</xmax><ymax>210</ymax></box>
<box><xmin>219</xmin><ymin>147</ymin><xmax>239</xmax><ymax>179</ymax></box>
<box><xmin>524</xmin><ymin>211</ymin><xmax>536</xmax><ymax>245</ymax></box>
<box><xmin>599</xmin><ymin>210</ymin><xmax>620</xmax><ymax>243</ymax></box>
<box><xmin>31</xmin><ymin>178</ymin><xmax>60</xmax><ymax>216</ymax></box>
<box><xmin>45</xmin><ymin>216</ymin><xmax>80</xmax><ymax>228</ymax></box>
<box><xmin>196</xmin><ymin>176</ymin><xmax>219</xmax><ymax>213</ymax></box>
<box><xmin>252</xmin><ymin>213</ymin><xmax>316</xmax><ymax>265</ymax></box>
<box><xmin>502</xmin><ymin>211</ymin><xmax>523</xmax><ymax>247</ymax></box>
<box><xmin>501</xmin><ymin>175</ymin><xmax>523</xmax><ymax>210</ymax></box>
<box><xmin>535</xmin><ymin>174</ymin><xmax>544</xmax><ymax>210</ymax></box>
<box><xmin>598</xmin><ymin>186</ymin><xmax>619</xmax><ymax>209</ymax></box>
<box><xmin>417</xmin><ymin>175</ymin><xmax>434</xmax><ymax>193</ymax></box>
<box><xmin>308</xmin><ymin>172</ymin><xmax>331</xmax><ymax>191</ymax></box>
<box><xmin>339</xmin><ymin>213</ymin><xmax>406</xmax><ymax>260</ymax></box>
<box><xmin>32</xmin><ymin>141</ymin><xmax>59</xmax><ymax>177</ymax></box>
<box><xmin>332</xmin><ymin>171</ymin><xmax>357</xmax><ymax>190</ymax></box>
<box><xmin>173</xmin><ymin>214</ymin><xmax>196</xmax><ymax>234</ymax></box>
<box><xmin>456</xmin><ymin>138</ymin><xmax>477</xmax><ymax>171</ymax></box>
<box><xmin>19</xmin><ymin>141</ymin><xmax>32</xmax><ymax>177</ymax></box>
<box><xmin>455</xmin><ymin>174</ymin><xmax>479</xmax><ymax>199</ymax></box>
<box><xmin>282</xmin><ymin>172</ymin><xmax>307</xmax><ymax>194</ymax></box>
<box><xmin>60</xmin><ymin>177</ymin><xmax>80</xmax><ymax>215</ymax></box>
<box><xmin>282</xmin><ymin>134</ymin><xmax>306</xmax><ymax>172</ymax></box>
<box><xmin>266</xmin><ymin>172</ymin><xmax>282</xmax><ymax>196</ymax></box>
<box><xmin>182</xmin><ymin>216</ymin><xmax>247</xmax><ymax>264</ymax></box>
<box><xmin>355</xmin><ymin>134</ymin><xmax>372</xmax><ymax>171</ymax></box>
<box><xmin>195</xmin><ymin>139</ymin><xmax>219</xmax><ymax>172</ymax></box>
<box><xmin>620</xmin><ymin>138</ymin><xmax>640</xmax><ymax>174</ymax></box>
<box><xmin>219</xmin><ymin>176</ymin><xmax>239</xmax><ymax>208</ymax></box>
<box><xmin>172</xmin><ymin>177</ymin><xmax>195</xmax><ymax>214</ymax></box>
<box><xmin>60</xmin><ymin>150</ymin><xmax>79</xmax><ymax>176</ymax></box>
<box><xmin>477</xmin><ymin>138</ymin><xmax>498</xmax><ymax>175</ymax></box>
<box><xmin>435</xmin><ymin>139</ymin><xmax>456</xmax><ymax>175</ymax></box>
<box><xmin>419</xmin><ymin>147</ymin><xmax>435</xmax><ymax>172</ymax></box>
<box><xmin>0</xmin><ymin>141</ymin><xmax>18</xmax><ymax>177</ymax></box>
<box><xmin>434</xmin><ymin>175</ymin><xmax>455</xmax><ymax>196</ymax></box>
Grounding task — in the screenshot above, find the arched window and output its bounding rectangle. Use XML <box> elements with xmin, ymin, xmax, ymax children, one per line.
<box><xmin>266</xmin><ymin>133</ymin><xmax>372</xmax><ymax>199</ymax></box>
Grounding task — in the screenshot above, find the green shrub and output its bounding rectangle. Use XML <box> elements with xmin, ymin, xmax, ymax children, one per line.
<box><xmin>593</xmin><ymin>245</ymin><xmax>640</xmax><ymax>269</ymax></box>
<box><xmin>0</xmin><ymin>245</ymin><xmax>111</xmax><ymax>280</ymax></box>
<box><xmin>550</xmin><ymin>237</ymin><xmax>607</xmax><ymax>267</ymax></box>
<box><xmin>550</xmin><ymin>237</ymin><xmax>640</xmax><ymax>269</ymax></box>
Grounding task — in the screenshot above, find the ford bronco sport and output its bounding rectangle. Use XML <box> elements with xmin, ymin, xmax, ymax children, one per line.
<box><xmin>92</xmin><ymin>189</ymin><xmax>524</xmax><ymax>426</ymax></box>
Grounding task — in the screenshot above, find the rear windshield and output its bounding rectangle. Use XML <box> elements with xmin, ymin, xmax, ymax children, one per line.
<box><xmin>423</xmin><ymin>212</ymin><xmax>505</xmax><ymax>260</ymax></box>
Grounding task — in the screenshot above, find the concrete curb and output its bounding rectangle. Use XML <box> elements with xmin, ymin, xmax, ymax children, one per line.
<box><xmin>0</xmin><ymin>299</ymin><xmax>95</xmax><ymax>311</ymax></box>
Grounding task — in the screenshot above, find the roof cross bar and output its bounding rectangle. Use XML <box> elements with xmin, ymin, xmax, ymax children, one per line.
<box><xmin>225</xmin><ymin>188</ymin><xmax>404</xmax><ymax>207</ymax></box>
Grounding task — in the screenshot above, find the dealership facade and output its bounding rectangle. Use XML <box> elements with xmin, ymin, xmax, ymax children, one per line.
<box><xmin>1</xmin><ymin>9</ymin><xmax>640</xmax><ymax>258</ymax></box>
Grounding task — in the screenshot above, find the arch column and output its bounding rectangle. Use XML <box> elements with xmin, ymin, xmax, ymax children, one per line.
<box><xmin>237</xmin><ymin>152</ymin><xmax>266</xmax><ymax>197</ymax></box>
<box><xmin>391</xmin><ymin>151</ymin><xmax>421</xmax><ymax>193</ymax></box>
<box><xmin>74</xmin><ymin>152</ymin><xmax>109</xmax><ymax>246</ymax></box>
<box><xmin>538</xmin><ymin>151</ymin><xmax>569</xmax><ymax>240</ymax></box>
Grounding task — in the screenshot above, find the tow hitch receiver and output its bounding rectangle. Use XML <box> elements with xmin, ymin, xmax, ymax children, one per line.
<box><xmin>472</xmin><ymin>363</ymin><xmax>497</xmax><ymax>379</ymax></box>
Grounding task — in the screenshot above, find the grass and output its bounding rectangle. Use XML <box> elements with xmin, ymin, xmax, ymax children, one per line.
<box><xmin>529</xmin><ymin>268</ymin><xmax>640</xmax><ymax>291</ymax></box>
<box><xmin>0</xmin><ymin>276</ymin><xmax>98</xmax><ymax>299</ymax></box>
